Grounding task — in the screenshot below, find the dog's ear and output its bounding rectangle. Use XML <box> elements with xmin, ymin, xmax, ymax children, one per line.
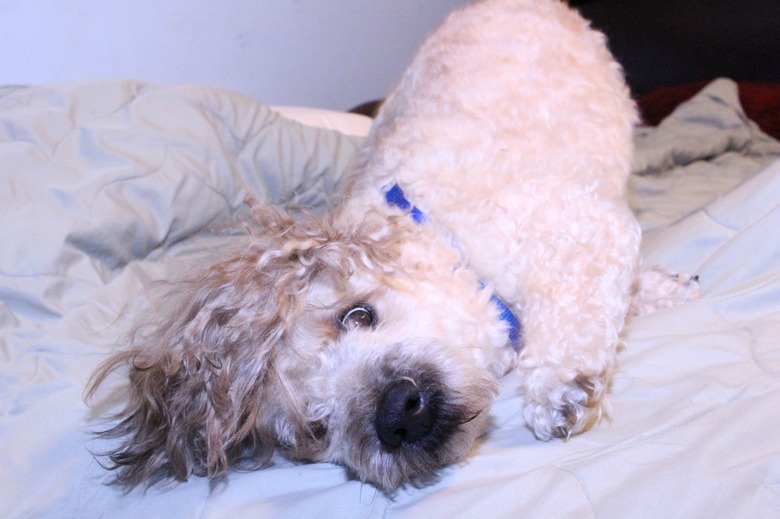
<box><xmin>87</xmin><ymin>204</ymin><xmax>318</xmax><ymax>487</ymax></box>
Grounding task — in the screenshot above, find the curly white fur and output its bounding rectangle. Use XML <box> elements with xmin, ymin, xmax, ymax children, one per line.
<box><xmin>88</xmin><ymin>0</ymin><xmax>697</xmax><ymax>493</ymax></box>
<box><xmin>346</xmin><ymin>0</ymin><xmax>641</xmax><ymax>441</ymax></box>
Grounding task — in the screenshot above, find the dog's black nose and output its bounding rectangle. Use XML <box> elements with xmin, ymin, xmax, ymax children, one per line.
<box><xmin>376</xmin><ymin>379</ymin><xmax>434</xmax><ymax>447</ymax></box>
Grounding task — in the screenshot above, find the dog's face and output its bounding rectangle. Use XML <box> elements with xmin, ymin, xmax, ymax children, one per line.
<box><xmin>91</xmin><ymin>202</ymin><xmax>512</xmax><ymax>492</ymax></box>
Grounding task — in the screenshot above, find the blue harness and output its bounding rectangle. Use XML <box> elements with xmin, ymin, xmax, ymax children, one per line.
<box><xmin>384</xmin><ymin>184</ymin><xmax>522</xmax><ymax>350</ymax></box>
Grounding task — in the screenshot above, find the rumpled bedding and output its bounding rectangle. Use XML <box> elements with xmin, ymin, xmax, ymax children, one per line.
<box><xmin>1</xmin><ymin>78</ymin><xmax>778</xmax><ymax>517</ymax></box>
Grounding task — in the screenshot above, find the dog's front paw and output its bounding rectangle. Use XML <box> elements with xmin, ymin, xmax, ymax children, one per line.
<box><xmin>523</xmin><ymin>374</ymin><xmax>606</xmax><ymax>441</ymax></box>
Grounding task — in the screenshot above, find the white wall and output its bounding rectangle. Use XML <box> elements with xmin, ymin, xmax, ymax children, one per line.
<box><xmin>0</xmin><ymin>0</ymin><xmax>469</xmax><ymax>110</ymax></box>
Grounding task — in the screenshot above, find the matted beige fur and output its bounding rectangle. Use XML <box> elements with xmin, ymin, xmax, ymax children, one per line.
<box><xmin>88</xmin><ymin>0</ymin><xmax>697</xmax><ymax>493</ymax></box>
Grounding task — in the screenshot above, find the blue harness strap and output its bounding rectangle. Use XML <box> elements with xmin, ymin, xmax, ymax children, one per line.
<box><xmin>384</xmin><ymin>184</ymin><xmax>522</xmax><ymax>350</ymax></box>
<box><xmin>384</xmin><ymin>184</ymin><xmax>427</xmax><ymax>224</ymax></box>
<box><xmin>489</xmin><ymin>293</ymin><xmax>522</xmax><ymax>349</ymax></box>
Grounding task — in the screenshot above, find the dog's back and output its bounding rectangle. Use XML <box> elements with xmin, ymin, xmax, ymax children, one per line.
<box><xmin>349</xmin><ymin>0</ymin><xmax>641</xmax><ymax>440</ymax></box>
<box><xmin>351</xmin><ymin>0</ymin><xmax>638</xmax><ymax>292</ymax></box>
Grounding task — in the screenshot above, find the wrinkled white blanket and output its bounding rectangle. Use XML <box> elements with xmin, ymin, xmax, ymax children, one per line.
<box><xmin>1</xmin><ymin>79</ymin><xmax>778</xmax><ymax>517</ymax></box>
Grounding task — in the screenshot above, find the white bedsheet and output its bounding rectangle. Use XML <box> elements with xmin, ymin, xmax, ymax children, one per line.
<box><xmin>1</xmin><ymin>79</ymin><xmax>778</xmax><ymax>518</ymax></box>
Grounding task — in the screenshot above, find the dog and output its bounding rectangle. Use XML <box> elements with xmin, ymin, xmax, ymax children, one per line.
<box><xmin>88</xmin><ymin>0</ymin><xmax>697</xmax><ymax>492</ymax></box>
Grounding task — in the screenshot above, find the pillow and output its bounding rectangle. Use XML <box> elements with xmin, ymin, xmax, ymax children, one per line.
<box><xmin>270</xmin><ymin>105</ymin><xmax>372</xmax><ymax>136</ymax></box>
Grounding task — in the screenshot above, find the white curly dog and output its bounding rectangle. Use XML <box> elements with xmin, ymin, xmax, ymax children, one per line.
<box><xmin>90</xmin><ymin>0</ymin><xmax>697</xmax><ymax>492</ymax></box>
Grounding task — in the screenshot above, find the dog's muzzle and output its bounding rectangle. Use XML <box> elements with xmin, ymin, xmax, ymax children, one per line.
<box><xmin>375</xmin><ymin>379</ymin><xmax>434</xmax><ymax>447</ymax></box>
<box><xmin>353</xmin><ymin>363</ymin><xmax>491</xmax><ymax>490</ymax></box>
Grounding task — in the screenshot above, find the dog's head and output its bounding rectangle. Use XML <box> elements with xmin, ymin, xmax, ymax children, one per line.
<box><xmin>89</xmin><ymin>200</ymin><xmax>512</xmax><ymax>492</ymax></box>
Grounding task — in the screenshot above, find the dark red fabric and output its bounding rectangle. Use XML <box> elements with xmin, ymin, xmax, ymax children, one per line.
<box><xmin>636</xmin><ymin>82</ymin><xmax>708</xmax><ymax>126</ymax></box>
<box><xmin>637</xmin><ymin>81</ymin><xmax>780</xmax><ymax>141</ymax></box>
<box><xmin>739</xmin><ymin>82</ymin><xmax>780</xmax><ymax>141</ymax></box>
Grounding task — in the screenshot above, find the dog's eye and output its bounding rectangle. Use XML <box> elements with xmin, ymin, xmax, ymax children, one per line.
<box><xmin>340</xmin><ymin>303</ymin><xmax>376</xmax><ymax>330</ymax></box>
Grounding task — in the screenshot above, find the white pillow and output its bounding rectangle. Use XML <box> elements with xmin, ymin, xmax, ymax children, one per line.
<box><xmin>270</xmin><ymin>105</ymin><xmax>372</xmax><ymax>136</ymax></box>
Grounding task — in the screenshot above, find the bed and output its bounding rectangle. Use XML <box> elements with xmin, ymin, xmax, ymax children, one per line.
<box><xmin>2</xmin><ymin>75</ymin><xmax>780</xmax><ymax>517</ymax></box>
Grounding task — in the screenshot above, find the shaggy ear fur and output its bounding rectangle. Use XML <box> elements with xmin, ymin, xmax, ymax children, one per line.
<box><xmin>86</xmin><ymin>201</ymin><xmax>405</xmax><ymax>488</ymax></box>
<box><xmin>87</xmin><ymin>205</ymin><xmax>299</xmax><ymax>487</ymax></box>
